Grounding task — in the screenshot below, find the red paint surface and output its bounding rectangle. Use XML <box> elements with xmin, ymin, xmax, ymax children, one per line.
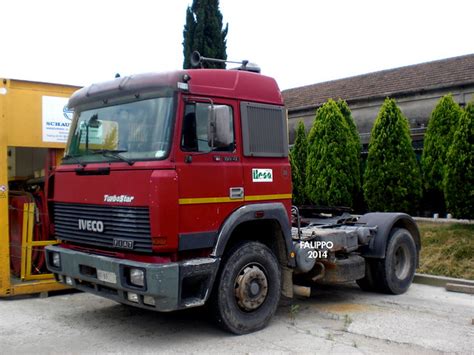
<box><xmin>54</xmin><ymin>69</ymin><xmax>291</xmax><ymax>257</ymax></box>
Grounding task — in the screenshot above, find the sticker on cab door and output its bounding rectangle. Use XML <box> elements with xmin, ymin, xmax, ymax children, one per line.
<box><xmin>252</xmin><ymin>169</ymin><xmax>273</xmax><ymax>182</ymax></box>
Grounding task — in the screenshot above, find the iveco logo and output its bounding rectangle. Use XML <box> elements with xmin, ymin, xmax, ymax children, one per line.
<box><xmin>78</xmin><ymin>219</ymin><xmax>104</xmax><ymax>233</ymax></box>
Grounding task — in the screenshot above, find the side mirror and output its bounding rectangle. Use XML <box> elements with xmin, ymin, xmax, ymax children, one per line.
<box><xmin>208</xmin><ymin>105</ymin><xmax>233</xmax><ymax>148</ymax></box>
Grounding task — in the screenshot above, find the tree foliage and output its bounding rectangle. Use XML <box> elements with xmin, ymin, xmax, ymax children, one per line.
<box><xmin>305</xmin><ymin>99</ymin><xmax>358</xmax><ymax>207</ymax></box>
<box><xmin>290</xmin><ymin>121</ymin><xmax>308</xmax><ymax>205</ymax></box>
<box><xmin>337</xmin><ymin>99</ymin><xmax>361</xmax><ymax>195</ymax></box>
<box><xmin>443</xmin><ymin>101</ymin><xmax>474</xmax><ymax>218</ymax></box>
<box><xmin>363</xmin><ymin>98</ymin><xmax>421</xmax><ymax>213</ymax></box>
<box><xmin>289</xmin><ymin>152</ymin><xmax>302</xmax><ymax>206</ymax></box>
<box><xmin>421</xmin><ymin>94</ymin><xmax>462</xmax><ymax>191</ymax></box>
<box><xmin>182</xmin><ymin>0</ymin><xmax>228</xmax><ymax>69</ymax></box>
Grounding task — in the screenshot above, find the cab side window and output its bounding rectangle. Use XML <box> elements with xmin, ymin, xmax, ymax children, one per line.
<box><xmin>181</xmin><ymin>103</ymin><xmax>234</xmax><ymax>152</ymax></box>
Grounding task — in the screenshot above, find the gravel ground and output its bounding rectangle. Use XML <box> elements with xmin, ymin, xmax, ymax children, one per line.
<box><xmin>0</xmin><ymin>283</ymin><xmax>472</xmax><ymax>354</ymax></box>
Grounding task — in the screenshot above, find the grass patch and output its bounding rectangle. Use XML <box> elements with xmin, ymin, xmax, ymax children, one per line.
<box><xmin>418</xmin><ymin>222</ymin><xmax>474</xmax><ymax>280</ymax></box>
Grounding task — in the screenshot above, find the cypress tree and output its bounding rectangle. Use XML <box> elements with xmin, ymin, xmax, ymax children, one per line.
<box><xmin>182</xmin><ymin>0</ymin><xmax>228</xmax><ymax>69</ymax></box>
<box><xmin>289</xmin><ymin>151</ymin><xmax>302</xmax><ymax>205</ymax></box>
<box><xmin>363</xmin><ymin>98</ymin><xmax>421</xmax><ymax>213</ymax></box>
<box><xmin>421</xmin><ymin>94</ymin><xmax>462</xmax><ymax>191</ymax></box>
<box><xmin>337</xmin><ymin>99</ymin><xmax>361</xmax><ymax>197</ymax></box>
<box><xmin>305</xmin><ymin>99</ymin><xmax>357</xmax><ymax>207</ymax></box>
<box><xmin>444</xmin><ymin>101</ymin><xmax>474</xmax><ymax>218</ymax></box>
<box><xmin>182</xmin><ymin>7</ymin><xmax>196</xmax><ymax>69</ymax></box>
<box><xmin>290</xmin><ymin>121</ymin><xmax>308</xmax><ymax>205</ymax></box>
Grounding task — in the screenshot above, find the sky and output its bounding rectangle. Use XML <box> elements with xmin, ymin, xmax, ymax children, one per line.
<box><xmin>1</xmin><ymin>0</ymin><xmax>473</xmax><ymax>91</ymax></box>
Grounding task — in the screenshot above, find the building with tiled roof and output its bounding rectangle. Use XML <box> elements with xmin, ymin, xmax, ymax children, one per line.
<box><xmin>282</xmin><ymin>54</ymin><xmax>474</xmax><ymax>148</ymax></box>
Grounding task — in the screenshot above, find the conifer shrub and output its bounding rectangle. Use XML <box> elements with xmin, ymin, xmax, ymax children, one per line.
<box><xmin>363</xmin><ymin>98</ymin><xmax>421</xmax><ymax>213</ymax></box>
<box><xmin>444</xmin><ymin>101</ymin><xmax>474</xmax><ymax>218</ymax></box>
<box><xmin>337</xmin><ymin>99</ymin><xmax>361</xmax><ymax>198</ymax></box>
<box><xmin>290</xmin><ymin>121</ymin><xmax>308</xmax><ymax>205</ymax></box>
<box><xmin>305</xmin><ymin>99</ymin><xmax>357</xmax><ymax>207</ymax></box>
<box><xmin>422</xmin><ymin>94</ymin><xmax>462</xmax><ymax>191</ymax></box>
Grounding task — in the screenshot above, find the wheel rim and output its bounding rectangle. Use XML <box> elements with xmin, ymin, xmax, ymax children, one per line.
<box><xmin>394</xmin><ymin>244</ymin><xmax>411</xmax><ymax>279</ymax></box>
<box><xmin>234</xmin><ymin>263</ymin><xmax>269</xmax><ymax>311</ymax></box>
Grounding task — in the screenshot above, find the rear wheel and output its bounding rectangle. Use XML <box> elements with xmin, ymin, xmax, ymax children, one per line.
<box><xmin>211</xmin><ymin>241</ymin><xmax>281</xmax><ymax>334</ymax></box>
<box><xmin>373</xmin><ymin>228</ymin><xmax>417</xmax><ymax>294</ymax></box>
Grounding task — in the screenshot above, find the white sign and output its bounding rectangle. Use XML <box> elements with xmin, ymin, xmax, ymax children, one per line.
<box><xmin>42</xmin><ymin>96</ymin><xmax>73</xmax><ymax>143</ymax></box>
<box><xmin>252</xmin><ymin>168</ymin><xmax>273</xmax><ymax>182</ymax></box>
<box><xmin>79</xmin><ymin>122</ymin><xmax>103</xmax><ymax>145</ymax></box>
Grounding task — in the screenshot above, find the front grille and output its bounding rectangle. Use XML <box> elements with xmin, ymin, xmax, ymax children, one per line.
<box><xmin>53</xmin><ymin>202</ymin><xmax>152</xmax><ymax>253</ymax></box>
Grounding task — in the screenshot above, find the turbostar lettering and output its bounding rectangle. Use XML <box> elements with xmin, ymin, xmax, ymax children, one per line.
<box><xmin>103</xmin><ymin>195</ymin><xmax>135</xmax><ymax>203</ymax></box>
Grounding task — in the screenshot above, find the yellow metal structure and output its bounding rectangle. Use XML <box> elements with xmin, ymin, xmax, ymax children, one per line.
<box><xmin>21</xmin><ymin>202</ymin><xmax>59</xmax><ymax>281</ymax></box>
<box><xmin>0</xmin><ymin>78</ymin><xmax>80</xmax><ymax>296</ymax></box>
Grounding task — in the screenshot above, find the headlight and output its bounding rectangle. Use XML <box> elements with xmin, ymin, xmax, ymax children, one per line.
<box><xmin>52</xmin><ymin>252</ymin><xmax>61</xmax><ymax>268</ymax></box>
<box><xmin>129</xmin><ymin>268</ymin><xmax>145</xmax><ymax>287</ymax></box>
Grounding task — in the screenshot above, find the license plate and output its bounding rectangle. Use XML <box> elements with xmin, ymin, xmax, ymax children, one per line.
<box><xmin>113</xmin><ymin>238</ymin><xmax>134</xmax><ymax>250</ymax></box>
<box><xmin>97</xmin><ymin>269</ymin><xmax>117</xmax><ymax>284</ymax></box>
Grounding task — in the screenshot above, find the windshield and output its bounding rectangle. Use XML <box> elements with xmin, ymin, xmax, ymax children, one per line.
<box><xmin>64</xmin><ymin>96</ymin><xmax>175</xmax><ymax>164</ymax></box>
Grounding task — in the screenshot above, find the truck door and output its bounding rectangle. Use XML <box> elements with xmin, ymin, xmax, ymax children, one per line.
<box><xmin>176</xmin><ymin>99</ymin><xmax>243</xmax><ymax>252</ymax></box>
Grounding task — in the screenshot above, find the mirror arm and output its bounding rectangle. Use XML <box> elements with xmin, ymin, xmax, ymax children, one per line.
<box><xmin>85</xmin><ymin>123</ymin><xmax>90</xmax><ymax>152</ymax></box>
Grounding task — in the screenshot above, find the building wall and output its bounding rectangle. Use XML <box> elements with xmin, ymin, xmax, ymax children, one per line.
<box><xmin>287</xmin><ymin>85</ymin><xmax>474</xmax><ymax>144</ymax></box>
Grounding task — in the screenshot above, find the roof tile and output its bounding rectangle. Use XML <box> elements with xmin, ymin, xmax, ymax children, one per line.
<box><xmin>282</xmin><ymin>54</ymin><xmax>474</xmax><ymax>111</ymax></box>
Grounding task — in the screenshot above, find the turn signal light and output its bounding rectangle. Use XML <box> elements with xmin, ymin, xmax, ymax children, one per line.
<box><xmin>144</xmin><ymin>296</ymin><xmax>156</xmax><ymax>306</ymax></box>
<box><xmin>127</xmin><ymin>292</ymin><xmax>139</xmax><ymax>303</ymax></box>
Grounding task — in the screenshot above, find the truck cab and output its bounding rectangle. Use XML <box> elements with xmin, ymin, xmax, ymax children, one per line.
<box><xmin>45</xmin><ymin>68</ymin><xmax>295</xmax><ymax>332</ymax></box>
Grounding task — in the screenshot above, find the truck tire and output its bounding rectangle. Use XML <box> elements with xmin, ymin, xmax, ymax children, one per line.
<box><xmin>211</xmin><ymin>241</ymin><xmax>281</xmax><ymax>334</ymax></box>
<box><xmin>372</xmin><ymin>228</ymin><xmax>417</xmax><ymax>294</ymax></box>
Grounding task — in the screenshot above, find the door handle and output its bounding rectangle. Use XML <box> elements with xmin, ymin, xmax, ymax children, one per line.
<box><xmin>229</xmin><ymin>187</ymin><xmax>244</xmax><ymax>199</ymax></box>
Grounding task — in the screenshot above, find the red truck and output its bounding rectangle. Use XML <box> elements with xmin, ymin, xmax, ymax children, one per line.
<box><xmin>45</xmin><ymin>55</ymin><xmax>420</xmax><ymax>334</ymax></box>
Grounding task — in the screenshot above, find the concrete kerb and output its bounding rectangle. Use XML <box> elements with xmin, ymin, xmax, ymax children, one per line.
<box><xmin>414</xmin><ymin>273</ymin><xmax>474</xmax><ymax>289</ymax></box>
<box><xmin>445</xmin><ymin>283</ymin><xmax>474</xmax><ymax>295</ymax></box>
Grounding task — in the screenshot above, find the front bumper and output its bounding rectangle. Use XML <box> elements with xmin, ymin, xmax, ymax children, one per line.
<box><xmin>45</xmin><ymin>245</ymin><xmax>219</xmax><ymax>312</ymax></box>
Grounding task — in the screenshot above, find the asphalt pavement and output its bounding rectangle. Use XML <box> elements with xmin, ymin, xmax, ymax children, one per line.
<box><xmin>0</xmin><ymin>282</ymin><xmax>472</xmax><ymax>354</ymax></box>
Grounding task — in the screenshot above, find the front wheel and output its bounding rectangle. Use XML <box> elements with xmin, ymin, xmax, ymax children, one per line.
<box><xmin>211</xmin><ymin>241</ymin><xmax>281</xmax><ymax>334</ymax></box>
<box><xmin>373</xmin><ymin>228</ymin><xmax>417</xmax><ymax>294</ymax></box>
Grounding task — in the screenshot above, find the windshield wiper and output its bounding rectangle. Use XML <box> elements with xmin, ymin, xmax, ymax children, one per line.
<box><xmin>63</xmin><ymin>154</ymin><xmax>86</xmax><ymax>167</ymax></box>
<box><xmin>92</xmin><ymin>149</ymin><xmax>135</xmax><ymax>166</ymax></box>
